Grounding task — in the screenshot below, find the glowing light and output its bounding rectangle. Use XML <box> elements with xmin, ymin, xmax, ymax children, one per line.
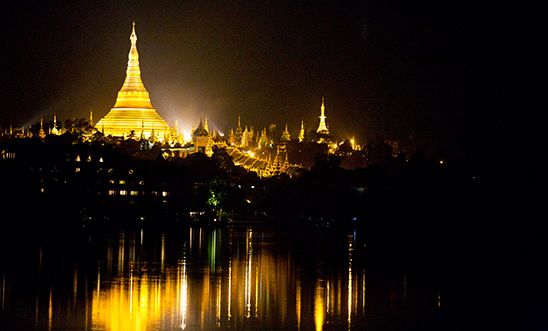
<box><xmin>348</xmin><ymin>237</ymin><xmax>353</xmax><ymax>328</ymax></box>
<box><xmin>245</xmin><ymin>229</ymin><xmax>253</xmax><ymax>318</ymax></box>
<box><xmin>216</xmin><ymin>274</ymin><xmax>221</xmax><ymax>327</ymax></box>
<box><xmin>48</xmin><ymin>289</ymin><xmax>53</xmax><ymax>331</ymax></box>
<box><xmin>296</xmin><ymin>278</ymin><xmax>301</xmax><ymax>329</ymax></box>
<box><xmin>314</xmin><ymin>279</ymin><xmax>325</xmax><ymax>331</ymax></box>
<box><xmin>227</xmin><ymin>259</ymin><xmax>232</xmax><ymax>321</ymax></box>
<box><xmin>95</xmin><ymin>23</ymin><xmax>169</xmax><ymax>141</ymax></box>
<box><xmin>182</xmin><ymin>129</ymin><xmax>192</xmax><ymax>143</ymax></box>
<box><xmin>316</xmin><ymin>98</ymin><xmax>329</xmax><ymax>134</ymax></box>
<box><xmin>362</xmin><ymin>271</ymin><xmax>366</xmax><ymax>315</ymax></box>
<box><xmin>180</xmin><ymin>259</ymin><xmax>188</xmax><ymax>330</ymax></box>
<box><xmin>160</xmin><ymin>234</ymin><xmax>165</xmax><ymax>271</ymax></box>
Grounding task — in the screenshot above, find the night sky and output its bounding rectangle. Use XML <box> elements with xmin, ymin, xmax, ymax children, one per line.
<box><xmin>0</xmin><ymin>1</ymin><xmax>540</xmax><ymax>152</ymax></box>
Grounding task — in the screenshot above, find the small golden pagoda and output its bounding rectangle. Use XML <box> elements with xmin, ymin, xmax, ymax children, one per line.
<box><xmin>96</xmin><ymin>22</ymin><xmax>169</xmax><ymax>141</ymax></box>
<box><xmin>298</xmin><ymin>119</ymin><xmax>305</xmax><ymax>142</ymax></box>
<box><xmin>316</xmin><ymin>97</ymin><xmax>329</xmax><ymax>134</ymax></box>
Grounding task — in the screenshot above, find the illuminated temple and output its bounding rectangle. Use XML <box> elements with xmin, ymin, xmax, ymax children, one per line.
<box><xmin>316</xmin><ymin>97</ymin><xmax>329</xmax><ymax>134</ymax></box>
<box><xmin>96</xmin><ymin>23</ymin><xmax>169</xmax><ymax>141</ymax></box>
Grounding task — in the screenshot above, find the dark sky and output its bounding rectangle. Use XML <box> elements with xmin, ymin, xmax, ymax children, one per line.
<box><xmin>0</xmin><ymin>1</ymin><xmax>540</xmax><ymax>148</ymax></box>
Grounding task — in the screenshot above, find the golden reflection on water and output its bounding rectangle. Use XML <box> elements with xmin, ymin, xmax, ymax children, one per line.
<box><xmin>314</xmin><ymin>278</ymin><xmax>325</xmax><ymax>331</ymax></box>
<box><xmin>87</xmin><ymin>227</ymin><xmax>366</xmax><ymax>331</ymax></box>
<box><xmin>348</xmin><ymin>235</ymin><xmax>353</xmax><ymax>329</ymax></box>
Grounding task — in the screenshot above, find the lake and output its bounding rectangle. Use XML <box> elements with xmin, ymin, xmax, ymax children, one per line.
<box><xmin>0</xmin><ymin>216</ymin><xmax>543</xmax><ymax>331</ymax></box>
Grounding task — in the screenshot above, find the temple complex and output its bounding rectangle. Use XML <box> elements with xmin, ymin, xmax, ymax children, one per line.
<box><xmin>96</xmin><ymin>23</ymin><xmax>169</xmax><ymax>141</ymax></box>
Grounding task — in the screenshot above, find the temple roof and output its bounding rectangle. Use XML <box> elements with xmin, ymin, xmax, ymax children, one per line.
<box><xmin>193</xmin><ymin>119</ymin><xmax>209</xmax><ymax>137</ymax></box>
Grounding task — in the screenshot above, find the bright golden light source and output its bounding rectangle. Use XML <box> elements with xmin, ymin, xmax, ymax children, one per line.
<box><xmin>95</xmin><ymin>23</ymin><xmax>169</xmax><ymax>141</ymax></box>
<box><xmin>314</xmin><ymin>279</ymin><xmax>325</xmax><ymax>331</ymax></box>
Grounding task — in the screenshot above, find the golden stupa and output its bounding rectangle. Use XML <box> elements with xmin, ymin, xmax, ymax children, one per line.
<box><xmin>96</xmin><ymin>22</ymin><xmax>169</xmax><ymax>141</ymax></box>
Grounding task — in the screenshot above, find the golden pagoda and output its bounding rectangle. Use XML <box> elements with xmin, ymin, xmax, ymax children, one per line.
<box><xmin>96</xmin><ymin>22</ymin><xmax>169</xmax><ymax>141</ymax></box>
<box><xmin>298</xmin><ymin>119</ymin><xmax>305</xmax><ymax>142</ymax></box>
<box><xmin>316</xmin><ymin>97</ymin><xmax>329</xmax><ymax>134</ymax></box>
<box><xmin>51</xmin><ymin>113</ymin><xmax>60</xmax><ymax>135</ymax></box>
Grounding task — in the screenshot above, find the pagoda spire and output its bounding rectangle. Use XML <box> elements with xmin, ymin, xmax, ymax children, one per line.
<box><xmin>316</xmin><ymin>97</ymin><xmax>329</xmax><ymax>134</ymax></box>
<box><xmin>131</xmin><ymin>21</ymin><xmax>137</xmax><ymax>44</ymax></box>
<box><xmin>95</xmin><ymin>22</ymin><xmax>169</xmax><ymax>141</ymax></box>
<box><xmin>298</xmin><ymin>119</ymin><xmax>305</xmax><ymax>142</ymax></box>
<box><xmin>281</xmin><ymin>123</ymin><xmax>291</xmax><ymax>142</ymax></box>
<box><xmin>113</xmin><ymin>21</ymin><xmax>152</xmax><ymax>108</ymax></box>
<box><xmin>38</xmin><ymin>117</ymin><xmax>46</xmax><ymax>139</ymax></box>
<box><xmin>204</xmin><ymin>117</ymin><xmax>209</xmax><ymax>134</ymax></box>
<box><xmin>51</xmin><ymin>113</ymin><xmax>60</xmax><ymax>135</ymax></box>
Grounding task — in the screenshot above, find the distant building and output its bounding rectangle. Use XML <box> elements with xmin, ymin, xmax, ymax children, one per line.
<box><xmin>193</xmin><ymin>119</ymin><xmax>210</xmax><ymax>155</ymax></box>
<box><xmin>298</xmin><ymin>120</ymin><xmax>305</xmax><ymax>142</ymax></box>
<box><xmin>316</xmin><ymin>98</ymin><xmax>329</xmax><ymax>135</ymax></box>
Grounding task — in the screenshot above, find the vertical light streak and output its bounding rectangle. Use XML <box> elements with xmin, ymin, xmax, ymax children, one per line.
<box><xmin>337</xmin><ymin>277</ymin><xmax>341</xmax><ymax>316</ymax></box>
<box><xmin>129</xmin><ymin>274</ymin><xmax>134</xmax><ymax>313</ymax></box>
<box><xmin>118</xmin><ymin>232</ymin><xmax>125</xmax><ymax>274</ymax></box>
<box><xmin>245</xmin><ymin>229</ymin><xmax>253</xmax><ymax>318</ymax></box>
<box><xmin>296</xmin><ymin>277</ymin><xmax>301</xmax><ymax>330</ymax></box>
<box><xmin>73</xmin><ymin>268</ymin><xmax>78</xmax><ymax>306</ymax></box>
<box><xmin>228</xmin><ymin>258</ymin><xmax>232</xmax><ymax>321</ymax></box>
<box><xmin>161</xmin><ymin>233</ymin><xmax>165</xmax><ymax>272</ymax></box>
<box><xmin>211</xmin><ymin>230</ymin><xmax>217</xmax><ymax>270</ymax></box>
<box><xmin>254</xmin><ymin>263</ymin><xmax>259</xmax><ymax>318</ymax></box>
<box><xmin>362</xmin><ymin>270</ymin><xmax>366</xmax><ymax>315</ymax></box>
<box><xmin>314</xmin><ymin>278</ymin><xmax>324</xmax><ymax>331</ymax></box>
<box><xmin>200</xmin><ymin>267</ymin><xmax>210</xmax><ymax>329</ymax></box>
<box><xmin>189</xmin><ymin>227</ymin><xmax>193</xmax><ymax>253</ymax></box>
<box><xmin>155</xmin><ymin>279</ymin><xmax>161</xmax><ymax>317</ymax></box>
<box><xmin>216</xmin><ymin>274</ymin><xmax>221</xmax><ymax>327</ymax></box>
<box><xmin>180</xmin><ymin>259</ymin><xmax>188</xmax><ymax>330</ymax></box>
<box><xmin>96</xmin><ymin>266</ymin><xmax>101</xmax><ymax>304</ymax></box>
<box><xmin>48</xmin><ymin>288</ymin><xmax>53</xmax><ymax>331</ymax></box>
<box><xmin>199</xmin><ymin>228</ymin><xmax>203</xmax><ymax>251</ymax></box>
<box><xmin>348</xmin><ymin>237</ymin><xmax>353</xmax><ymax>330</ymax></box>
<box><xmin>326</xmin><ymin>280</ymin><xmax>330</xmax><ymax>315</ymax></box>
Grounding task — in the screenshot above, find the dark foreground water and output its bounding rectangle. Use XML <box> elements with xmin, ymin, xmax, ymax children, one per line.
<box><xmin>0</xmin><ymin>218</ymin><xmax>546</xmax><ymax>331</ymax></box>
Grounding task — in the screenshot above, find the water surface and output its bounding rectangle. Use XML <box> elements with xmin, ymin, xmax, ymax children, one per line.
<box><xmin>0</xmin><ymin>222</ymin><xmax>453</xmax><ymax>330</ymax></box>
